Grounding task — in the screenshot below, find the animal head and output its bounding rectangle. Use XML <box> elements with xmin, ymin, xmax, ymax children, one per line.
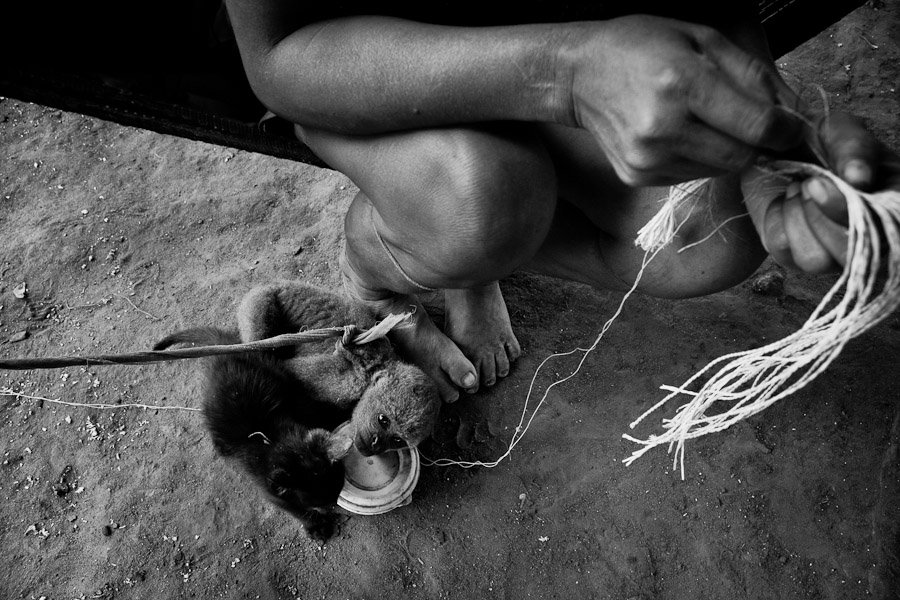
<box><xmin>264</xmin><ymin>428</ymin><xmax>352</xmax><ymax>510</ymax></box>
<box><xmin>351</xmin><ymin>362</ymin><xmax>440</xmax><ymax>456</ymax></box>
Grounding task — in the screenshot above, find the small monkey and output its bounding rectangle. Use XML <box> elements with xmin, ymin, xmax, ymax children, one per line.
<box><xmin>153</xmin><ymin>282</ymin><xmax>440</xmax><ymax>538</ymax></box>
<box><xmin>153</xmin><ymin>328</ymin><xmax>352</xmax><ymax>541</ymax></box>
<box><xmin>237</xmin><ymin>281</ymin><xmax>441</xmax><ymax>455</ymax></box>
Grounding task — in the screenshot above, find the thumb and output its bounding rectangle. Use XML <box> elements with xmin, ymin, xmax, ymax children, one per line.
<box><xmin>818</xmin><ymin>113</ymin><xmax>880</xmax><ymax>190</ymax></box>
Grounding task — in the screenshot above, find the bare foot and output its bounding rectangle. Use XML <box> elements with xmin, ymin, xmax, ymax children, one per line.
<box><xmin>341</xmin><ymin>257</ymin><xmax>477</xmax><ymax>403</ymax></box>
<box><xmin>444</xmin><ymin>283</ymin><xmax>522</xmax><ymax>392</ymax></box>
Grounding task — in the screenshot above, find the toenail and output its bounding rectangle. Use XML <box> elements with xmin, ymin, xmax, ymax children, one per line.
<box><xmin>462</xmin><ymin>373</ymin><xmax>476</xmax><ymax>388</ymax></box>
<box><xmin>485</xmin><ymin>379</ymin><xmax>495</xmax><ymax>387</ymax></box>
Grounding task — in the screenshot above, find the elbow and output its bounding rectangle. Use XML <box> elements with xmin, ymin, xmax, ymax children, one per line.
<box><xmin>241</xmin><ymin>51</ymin><xmax>285</xmax><ymax>115</ymax></box>
<box><xmin>240</xmin><ymin>46</ymin><xmax>326</xmax><ymax>129</ymax></box>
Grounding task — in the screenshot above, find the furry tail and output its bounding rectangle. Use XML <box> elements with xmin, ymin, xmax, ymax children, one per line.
<box><xmin>153</xmin><ymin>327</ymin><xmax>240</xmax><ymax>351</ymax></box>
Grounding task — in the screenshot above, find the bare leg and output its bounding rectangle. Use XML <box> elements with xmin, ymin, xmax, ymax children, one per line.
<box><xmin>298</xmin><ymin>123</ymin><xmax>556</xmax><ymax>401</ymax></box>
<box><xmin>527</xmin><ymin>123</ymin><xmax>768</xmax><ymax>297</ymax></box>
<box><xmin>338</xmin><ymin>190</ymin><xmax>477</xmax><ymax>402</ymax></box>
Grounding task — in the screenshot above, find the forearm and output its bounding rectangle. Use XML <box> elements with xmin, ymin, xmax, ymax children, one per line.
<box><xmin>229</xmin><ymin>12</ymin><xmax>576</xmax><ymax>133</ymax></box>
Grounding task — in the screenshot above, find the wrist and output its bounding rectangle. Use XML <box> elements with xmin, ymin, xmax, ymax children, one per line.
<box><xmin>544</xmin><ymin>21</ymin><xmax>610</xmax><ymax>129</ymax></box>
<box><xmin>521</xmin><ymin>24</ymin><xmax>581</xmax><ymax>128</ymax></box>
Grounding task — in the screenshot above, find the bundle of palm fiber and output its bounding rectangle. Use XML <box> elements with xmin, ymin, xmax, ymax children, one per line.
<box><xmin>624</xmin><ymin>160</ymin><xmax>900</xmax><ymax>478</ymax></box>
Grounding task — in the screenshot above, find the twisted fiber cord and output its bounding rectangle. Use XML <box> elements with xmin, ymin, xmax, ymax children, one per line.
<box><xmin>624</xmin><ymin>161</ymin><xmax>900</xmax><ymax>478</ymax></box>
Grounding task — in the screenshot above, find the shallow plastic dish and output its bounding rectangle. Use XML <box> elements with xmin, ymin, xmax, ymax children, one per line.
<box><xmin>334</xmin><ymin>421</ymin><xmax>420</xmax><ymax>515</ymax></box>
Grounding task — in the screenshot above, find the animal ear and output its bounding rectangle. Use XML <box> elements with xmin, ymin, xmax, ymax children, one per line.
<box><xmin>325</xmin><ymin>434</ymin><xmax>353</xmax><ymax>462</ymax></box>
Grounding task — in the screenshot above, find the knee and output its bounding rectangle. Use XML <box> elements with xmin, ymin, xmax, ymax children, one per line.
<box><xmin>632</xmin><ymin>177</ymin><xmax>768</xmax><ymax>299</ymax></box>
<box><xmin>665</xmin><ymin>235</ymin><xmax>766</xmax><ymax>298</ymax></box>
<box><xmin>645</xmin><ymin>217</ymin><xmax>767</xmax><ymax>299</ymax></box>
<box><xmin>388</xmin><ymin>126</ymin><xmax>558</xmax><ymax>285</ymax></box>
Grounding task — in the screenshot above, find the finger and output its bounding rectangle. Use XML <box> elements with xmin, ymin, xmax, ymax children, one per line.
<box><xmin>818</xmin><ymin>113</ymin><xmax>880</xmax><ymax>189</ymax></box>
<box><xmin>802</xmin><ymin>176</ymin><xmax>848</xmax><ymax>226</ymax></box>
<box><xmin>688</xmin><ymin>72</ymin><xmax>803</xmax><ymax>153</ymax></box>
<box><xmin>741</xmin><ymin>168</ymin><xmax>793</xmax><ymax>235</ymax></box>
<box><xmin>687</xmin><ymin>43</ymin><xmax>803</xmax><ymax>151</ymax></box>
<box><xmin>609</xmin><ymin>153</ymin><xmax>729</xmax><ymax>187</ymax></box>
<box><xmin>761</xmin><ymin>197</ymin><xmax>796</xmax><ymax>269</ymax></box>
<box><xmin>675</xmin><ymin>122</ymin><xmax>758</xmax><ymax>173</ymax></box>
<box><xmin>800</xmin><ymin>195</ymin><xmax>849</xmax><ymax>267</ymax></box>
<box><xmin>699</xmin><ymin>27</ymin><xmax>804</xmax><ymax>112</ymax></box>
<box><xmin>783</xmin><ymin>195</ymin><xmax>836</xmax><ymax>273</ymax></box>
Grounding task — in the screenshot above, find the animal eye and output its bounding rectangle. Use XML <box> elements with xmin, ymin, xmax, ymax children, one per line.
<box><xmin>391</xmin><ymin>436</ymin><xmax>404</xmax><ymax>446</ymax></box>
<box><xmin>377</xmin><ymin>414</ymin><xmax>391</xmax><ymax>429</ymax></box>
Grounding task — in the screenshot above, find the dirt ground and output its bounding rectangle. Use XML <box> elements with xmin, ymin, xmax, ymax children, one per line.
<box><xmin>2</xmin><ymin>4</ymin><xmax>899</xmax><ymax>600</ymax></box>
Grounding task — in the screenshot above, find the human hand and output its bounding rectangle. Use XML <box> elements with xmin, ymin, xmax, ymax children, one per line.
<box><xmin>566</xmin><ymin>15</ymin><xmax>803</xmax><ymax>186</ymax></box>
<box><xmin>742</xmin><ymin>113</ymin><xmax>900</xmax><ymax>273</ymax></box>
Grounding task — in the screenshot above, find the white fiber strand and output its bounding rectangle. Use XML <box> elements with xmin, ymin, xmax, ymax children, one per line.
<box><xmin>624</xmin><ymin>161</ymin><xmax>900</xmax><ymax>478</ymax></box>
<box><xmin>635</xmin><ymin>178</ymin><xmax>711</xmax><ymax>251</ymax></box>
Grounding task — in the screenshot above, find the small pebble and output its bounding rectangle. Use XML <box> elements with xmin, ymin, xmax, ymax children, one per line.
<box><xmin>750</xmin><ymin>269</ymin><xmax>785</xmax><ymax>297</ymax></box>
<box><xmin>102</xmin><ymin>525</ymin><xmax>113</xmax><ymax>537</ymax></box>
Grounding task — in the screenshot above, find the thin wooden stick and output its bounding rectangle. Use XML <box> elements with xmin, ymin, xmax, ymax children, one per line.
<box><xmin>0</xmin><ymin>312</ymin><xmax>412</xmax><ymax>371</ymax></box>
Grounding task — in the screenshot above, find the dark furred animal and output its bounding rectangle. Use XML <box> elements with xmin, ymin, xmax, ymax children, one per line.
<box><xmin>153</xmin><ymin>328</ymin><xmax>352</xmax><ymax>542</ymax></box>
<box><xmin>238</xmin><ymin>281</ymin><xmax>441</xmax><ymax>456</ymax></box>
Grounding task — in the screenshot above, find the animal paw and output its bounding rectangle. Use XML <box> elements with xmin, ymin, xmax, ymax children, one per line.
<box><xmin>304</xmin><ymin>512</ymin><xmax>340</xmax><ymax>543</ymax></box>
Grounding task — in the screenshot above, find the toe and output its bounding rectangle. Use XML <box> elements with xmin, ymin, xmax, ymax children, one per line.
<box><xmin>495</xmin><ymin>345</ymin><xmax>511</xmax><ymax>379</ymax></box>
<box><xmin>479</xmin><ymin>352</ymin><xmax>498</xmax><ymax>387</ymax></box>
<box><xmin>436</xmin><ymin>378</ymin><xmax>460</xmax><ymax>404</ymax></box>
<box><xmin>441</xmin><ymin>346</ymin><xmax>478</xmax><ymax>395</ymax></box>
<box><xmin>506</xmin><ymin>335</ymin><xmax>522</xmax><ymax>362</ymax></box>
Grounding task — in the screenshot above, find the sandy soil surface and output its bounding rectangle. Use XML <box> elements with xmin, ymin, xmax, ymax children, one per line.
<box><xmin>1</xmin><ymin>4</ymin><xmax>899</xmax><ymax>599</ymax></box>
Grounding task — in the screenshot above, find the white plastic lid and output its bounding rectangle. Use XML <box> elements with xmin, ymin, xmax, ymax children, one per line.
<box><xmin>334</xmin><ymin>421</ymin><xmax>420</xmax><ymax>515</ymax></box>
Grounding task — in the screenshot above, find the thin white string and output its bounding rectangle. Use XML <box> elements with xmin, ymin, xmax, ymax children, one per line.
<box><xmin>421</xmin><ymin>201</ymin><xmax>689</xmax><ymax>468</ymax></box>
<box><xmin>1</xmin><ymin>387</ymin><xmax>201</xmax><ymax>412</ymax></box>
<box><xmin>624</xmin><ymin>161</ymin><xmax>900</xmax><ymax>478</ymax></box>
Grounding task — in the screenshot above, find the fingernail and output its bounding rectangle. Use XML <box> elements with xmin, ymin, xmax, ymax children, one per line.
<box><xmin>462</xmin><ymin>373</ymin><xmax>476</xmax><ymax>388</ymax></box>
<box><xmin>843</xmin><ymin>159</ymin><xmax>872</xmax><ymax>186</ymax></box>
